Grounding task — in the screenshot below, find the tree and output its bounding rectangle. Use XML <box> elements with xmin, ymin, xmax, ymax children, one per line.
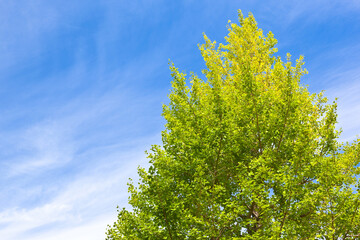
<box><xmin>106</xmin><ymin>11</ymin><xmax>360</xmax><ymax>239</ymax></box>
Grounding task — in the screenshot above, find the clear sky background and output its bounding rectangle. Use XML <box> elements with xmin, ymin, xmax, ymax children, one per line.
<box><xmin>0</xmin><ymin>1</ymin><xmax>359</xmax><ymax>239</ymax></box>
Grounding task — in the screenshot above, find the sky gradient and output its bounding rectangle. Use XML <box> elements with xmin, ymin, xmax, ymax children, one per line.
<box><xmin>0</xmin><ymin>1</ymin><xmax>359</xmax><ymax>239</ymax></box>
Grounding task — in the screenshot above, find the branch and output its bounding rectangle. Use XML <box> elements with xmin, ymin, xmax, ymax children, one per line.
<box><xmin>248</xmin><ymin>82</ymin><xmax>263</xmax><ymax>155</ymax></box>
<box><xmin>162</xmin><ymin>208</ymin><xmax>174</xmax><ymax>240</ymax></box>
<box><xmin>276</xmin><ymin>98</ymin><xmax>291</xmax><ymax>153</ymax></box>
<box><xmin>278</xmin><ymin>194</ymin><xmax>292</xmax><ymax>238</ymax></box>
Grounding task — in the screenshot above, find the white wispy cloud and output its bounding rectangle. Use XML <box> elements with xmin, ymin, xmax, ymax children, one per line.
<box><xmin>0</xmin><ymin>150</ymin><xmax>148</xmax><ymax>239</ymax></box>
<box><xmin>0</xmin><ymin>105</ymin><xmax>158</xmax><ymax>240</ymax></box>
<box><xmin>0</xmin><ymin>9</ymin><xmax>166</xmax><ymax>238</ymax></box>
<box><xmin>327</xmin><ymin>72</ymin><xmax>360</xmax><ymax>142</ymax></box>
<box><xmin>308</xmin><ymin>41</ymin><xmax>360</xmax><ymax>142</ymax></box>
<box><xmin>5</xmin><ymin>121</ymin><xmax>74</xmax><ymax>177</ymax></box>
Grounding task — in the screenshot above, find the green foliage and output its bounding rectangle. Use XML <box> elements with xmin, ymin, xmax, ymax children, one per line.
<box><xmin>106</xmin><ymin>11</ymin><xmax>360</xmax><ymax>239</ymax></box>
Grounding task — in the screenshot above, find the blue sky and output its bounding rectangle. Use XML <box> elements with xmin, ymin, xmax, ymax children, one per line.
<box><xmin>0</xmin><ymin>1</ymin><xmax>359</xmax><ymax>239</ymax></box>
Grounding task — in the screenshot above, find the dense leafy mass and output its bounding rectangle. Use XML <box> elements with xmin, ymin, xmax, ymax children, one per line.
<box><xmin>106</xmin><ymin>11</ymin><xmax>360</xmax><ymax>239</ymax></box>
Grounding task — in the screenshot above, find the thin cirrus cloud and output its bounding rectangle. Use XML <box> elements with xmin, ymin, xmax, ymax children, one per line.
<box><xmin>0</xmin><ymin>1</ymin><xmax>359</xmax><ymax>240</ymax></box>
<box><xmin>0</xmin><ymin>149</ymin><xmax>150</xmax><ymax>240</ymax></box>
<box><xmin>0</xmin><ymin>2</ymin><xmax>166</xmax><ymax>239</ymax></box>
<box><xmin>327</xmin><ymin>67</ymin><xmax>360</xmax><ymax>142</ymax></box>
<box><xmin>0</xmin><ymin>93</ymin><xmax>158</xmax><ymax>239</ymax></box>
<box><xmin>307</xmin><ymin>41</ymin><xmax>360</xmax><ymax>142</ymax></box>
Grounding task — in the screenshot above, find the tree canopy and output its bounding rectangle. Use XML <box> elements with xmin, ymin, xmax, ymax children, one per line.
<box><xmin>106</xmin><ymin>11</ymin><xmax>360</xmax><ymax>239</ymax></box>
